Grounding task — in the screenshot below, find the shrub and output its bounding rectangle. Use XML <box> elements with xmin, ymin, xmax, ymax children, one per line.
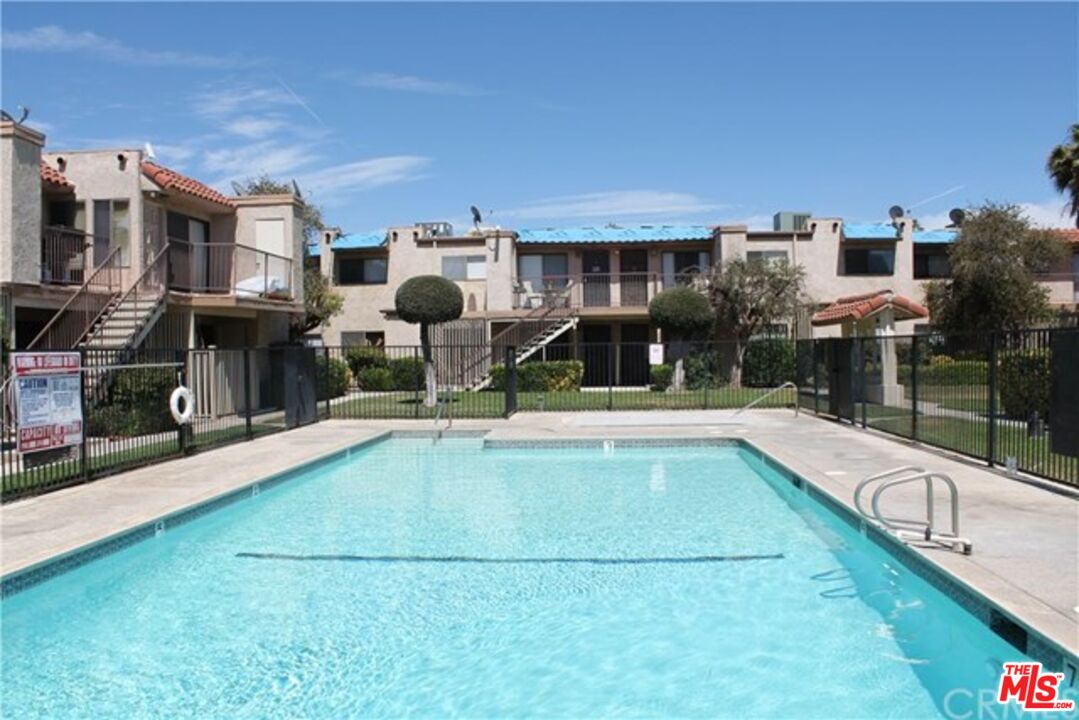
<box><xmin>897</xmin><ymin>360</ymin><xmax>987</xmax><ymax>386</ymax></box>
<box><xmin>488</xmin><ymin>360</ymin><xmax>585</xmax><ymax>392</ymax></box>
<box><xmin>345</xmin><ymin>346</ymin><xmax>389</xmax><ymax>378</ymax></box>
<box><xmin>742</xmin><ymin>340</ymin><xmax>796</xmax><ymax>388</ymax></box>
<box><xmin>394</xmin><ymin>275</ymin><xmax>464</xmax><ymax>325</ymax></box>
<box><xmin>87</xmin><ymin>367</ymin><xmax>174</xmax><ymax>437</ymax></box>
<box><xmin>317</xmin><ymin>356</ymin><xmax>351</xmax><ymax>400</ymax></box>
<box><xmin>999</xmin><ymin>349</ymin><xmax>1050</xmax><ymax>420</ymax></box>
<box><xmin>650</xmin><ymin>364</ymin><xmax>673</xmax><ymax>391</ymax></box>
<box><xmin>356</xmin><ymin>367</ymin><xmax>394</xmax><ymax>391</ymax></box>
<box><xmin>684</xmin><ymin>352</ymin><xmax>725</xmax><ymax>389</ymax></box>
<box><xmin>648</xmin><ymin>286</ymin><xmax>714</xmax><ymax>336</ymax></box>
<box><xmin>389</xmin><ymin>357</ymin><xmax>425</xmax><ymax>391</ymax></box>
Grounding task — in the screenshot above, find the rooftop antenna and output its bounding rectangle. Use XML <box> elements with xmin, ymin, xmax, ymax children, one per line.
<box><xmin>470</xmin><ymin>205</ymin><xmax>483</xmax><ymax>228</ymax></box>
<box><xmin>888</xmin><ymin>205</ymin><xmax>906</xmax><ymax>221</ymax></box>
<box><xmin>291</xmin><ymin>179</ymin><xmax>303</xmax><ymax>199</ymax></box>
<box><xmin>144</xmin><ymin>142</ymin><xmax>157</xmax><ymax>160</ymax></box>
<box><xmin>947</xmin><ymin>208</ymin><xmax>965</xmax><ymax>228</ymax></box>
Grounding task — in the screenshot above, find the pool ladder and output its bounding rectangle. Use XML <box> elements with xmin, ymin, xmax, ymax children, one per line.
<box><xmin>433</xmin><ymin>387</ymin><xmax>453</xmax><ymax>442</ymax></box>
<box><xmin>854</xmin><ymin>466</ymin><xmax>973</xmax><ymax>555</ymax></box>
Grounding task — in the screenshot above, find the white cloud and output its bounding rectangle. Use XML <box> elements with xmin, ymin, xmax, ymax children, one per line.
<box><xmin>501</xmin><ymin>191</ymin><xmax>724</xmax><ymax>222</ymax></box>
<box><xmin>1</xmin><ymin>26</ymin><xmax>253</xmax><ymax>69</ymax></box>
<box><xmin>203</xmin><ymin>141</ymin><xmax>315</xmax><ymax>183</ymax></box>
<box><xmin>295</xmin><ymin>156</ymin><xmax>431</xmax><ymax>198</ymax></box>
<box><xmin>193</xmin><ymin>85</ymin><xmax>295</xmax><ymax>118</ymax></box>
<box><xmin>223</xmin><ymin>116</ymin><xmax>286</xmax><ymax>139</ymax></box>
<box><xmin>354</xmin><ymin>72</ymin><xmax>484</xmax><ymax>97</ymax></box>
<box><xmin>919</xmin><ymin>199</ymin><xmax>1072</xmax><ymax>229</ymax></box>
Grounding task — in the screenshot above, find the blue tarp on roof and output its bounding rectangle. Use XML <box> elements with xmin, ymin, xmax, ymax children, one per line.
<box><xmin>912</xmin><ymin>230</ymin><xmax>958</xmax><ymax>244</ymax></box>
<box><xmin>843</xmin><ymin>223</ymin><xmax>901</xmax><ymax>240</ymax></box>
<box><xmin>332</xmin><ymin>233</ymin><xmax>387</xmax><ymax>250</ymax></box>
<box><xmin>306</xmin><ymin>241</ymin><xmax>320</xmax><ymax>258</ymax></box>
<box><xmin>517</xmin><ymin>225</ymin><xmax>712</xmax><ymax>244</ymax></box>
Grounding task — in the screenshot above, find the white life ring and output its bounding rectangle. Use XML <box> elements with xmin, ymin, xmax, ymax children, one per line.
<box><xmin>170</xmin><ymin>386</ymin><xmax>194</xmax><ymax>425</ymax></box>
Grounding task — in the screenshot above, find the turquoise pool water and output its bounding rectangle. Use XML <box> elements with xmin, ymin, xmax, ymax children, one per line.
<box><xmin>1</xmin><ymin>439</ymin><xmax>1034</xmax><ymax>718</ymax></box>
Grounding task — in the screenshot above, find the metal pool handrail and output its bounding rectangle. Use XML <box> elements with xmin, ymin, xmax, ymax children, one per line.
<box><xmin>732</xmin><ymin>381</ymin><xmax>798</xmax><ymax>417</ymax></box>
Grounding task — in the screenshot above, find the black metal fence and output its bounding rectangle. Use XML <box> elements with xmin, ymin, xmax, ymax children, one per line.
<box><xmin>3</xmin><ymin>330</ymin><xmax>1075</xmax><ymax>501</ymax></box>
<box><xmin>796</xmin><ymin>328</ymin><xmax>1079</xmax><ymax>487</ymax></box>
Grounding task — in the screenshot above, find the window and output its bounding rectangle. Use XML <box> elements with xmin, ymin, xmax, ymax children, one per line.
<box><xmin>747</xmin><ymin>250</ymin><xmax>789</xmax><ymax>264</ymax></box>
<box><xmin>47</xmin><ymin>200</ymin><xmax>85</xmax><ymax>230</ymax></box>
<box><xmin>341</xmin><ymin>331</ymin><xmax>384</xmax><ymax>347</ymax></box>
<box><xmin>518</xmin><ymin>254</ymin><xmax>569</xmax><ymax>287</ymax></box>
<box><xmin>914</xmin><ymin>252</ymin><xmax>951</xmax><ymax>279</ymax></box>
<box><xmin>336</xmin><ymin>256</ymin><xmax>388</xmax><ymax>285</ymax></box>
<box><xmin>93</xmin><ymin>200</ymin><xmax>130</xmax><ymax>266</ymax></box>
<box><xmin>442</xmin><ymin>255</ymin><xmax>486</xmax><ymax>281</ymax></box>
<box><xmin>662</xmin><ymin>250</ymin><xmax>710</xmax><ymax>287</ymax></box>
<box><xmin>843</xmin><ymin>248</ymin><xmax>895</xmax><ymax>275</ymax></box>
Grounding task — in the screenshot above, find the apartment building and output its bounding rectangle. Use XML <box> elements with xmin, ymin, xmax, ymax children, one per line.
<box><xmin>0</xmin><ymin>120</ymin><xmax>306</xmax><ymax>353</ymax></box>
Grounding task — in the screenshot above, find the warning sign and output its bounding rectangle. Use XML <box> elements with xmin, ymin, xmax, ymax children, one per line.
<box><xmin>11</xmin><ymin>352</ymin><xmax>83</xmax><ymax>454</ymax></box>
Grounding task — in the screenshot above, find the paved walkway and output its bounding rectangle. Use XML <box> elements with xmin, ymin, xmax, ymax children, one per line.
<box><xmin>2</xmin><ymin>411</ymin><xmax>1076</xmax><ymax>657</ymax></box>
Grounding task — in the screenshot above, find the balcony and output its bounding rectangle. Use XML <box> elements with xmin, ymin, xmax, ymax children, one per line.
<box><xmin>512</xmin><ymin>272</ymin><xmax>699</xmax><ymax>310</ymax></box>
<box><xmin>167</xmin><ymin>239</ymin><xmax>294</xmax><ymax>301</ymax></box>
<box><xmin>40</xmin><ymin>226</ymin><xmax>93</xmax><ymax>285</ymax></box>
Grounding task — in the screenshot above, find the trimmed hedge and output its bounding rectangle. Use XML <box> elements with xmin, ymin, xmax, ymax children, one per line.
<box><xmin>389</xmin><ymin>357</ymin><xmax>425</xmax><ymax>391</ymax></box>
<box><xmin>395</xmin><ymin>275</ymin><xmax>463</xmax><ymax>324</ymax></box>
<box><xmin>999</xmin><ymin>349</ymin><xmax>1050</xmax><ymax>420</ymax></box>
<box><xmin>356</xmin><ymin>367</ymin><xmax>394</xmax><ymax>391</ymax></box>
<box><xmin>317</xmin><ymin>356</ymin><xmax>351</xmax><ymax>400</ymax></box>
<box><xmin>897</xmin><ymin>360</ymin><xmax>988</xmax><ymax>386</ymax></box>
<box><xmin>650</xmin><ymin>364</ymin><xmax>673</xmax><ymax>391</ymax></box>
<box><xmin>87</xmin><ymin>368</ymin><xmax>174</xmax><ymax>437</ymax></box>
<box><xmin>742</xmin><ymin>340</ymin><xmax>796</xmax><ymax>388</ymax></box>
<box><xmin>345</xmin><ymin>346</ymin><xmax>389</xmax><ymax>378</ymax></box>
<box><xmin>489</xmin><ymin>360</ymin><xmax>585</xmax><ymax>392</ymax></box>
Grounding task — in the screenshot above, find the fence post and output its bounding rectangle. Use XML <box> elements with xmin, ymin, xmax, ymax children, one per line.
<box><xmin>987</xmin><ymin>332</ymin><xmax>998</xmax><ymax>466</ymax></box>
<box><xmin>243</xmin><ymin>348</ymin><xmax>253</xmax><ymax>440</ymax></box>
<box><xmin>80</xmin><ymin>346</ymin><xmax>90</xmax><ymax>480</ymax></box>
<box><xmin>858</xmin><ymin>339</ymin><xmax>867</xmax><ymax>428</ymax></box>
<box><xmin>812</xmin><ymin>340</ymin><xmax>820</xmax><ymax>415</ymax></box>
<box><xmin>413</xmin><ymin>346</ymin><xmax>421</xmax><ymax>419</ymax></box>
<box><xmin>322</xmin><ymin>347</ymin><xmax>331</xmax><ymax>420</ymax></box>
<box><xmin>177</xmin><ymin>349</ymin><xmax>188</xmax><ymax>455</ymax></box>
<box><xmin>504</xmin><ymin>345</ymin><xmax>517</xmax><ymax>418</ymax></box>
<box><xmin>607</xmin><ymin>343</ymin><xmax>614</xmax><ymax>411</ymax></box>
<box><xmin>910</xmin><ymin>335</ymin><xmax>919</xmax><ymax>442</ymax></box>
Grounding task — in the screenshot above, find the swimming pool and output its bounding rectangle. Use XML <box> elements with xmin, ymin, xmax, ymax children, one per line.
<box><xmin>0</xmin><ymin>438</ymin><xmax>1052</xmax><ymax>718</ymax></box>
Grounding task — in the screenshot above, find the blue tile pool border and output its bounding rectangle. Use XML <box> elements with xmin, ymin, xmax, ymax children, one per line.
<box><xmin>3</xmin><ymin>432</ymin><xmax>1075</xmax><ymax>679</ymax></box>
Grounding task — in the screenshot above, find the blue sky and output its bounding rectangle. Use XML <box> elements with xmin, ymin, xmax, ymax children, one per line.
<box><xmin>2</xmin><ymin>2</ymin><xmax>1076</xmax><ymax>233</ymax></box>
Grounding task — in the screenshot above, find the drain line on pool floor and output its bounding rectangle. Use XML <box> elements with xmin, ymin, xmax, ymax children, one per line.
<box><xmin>234</xmin><ymin>552</ymin><xmax>785</xmax><ymax>565</ymax></box>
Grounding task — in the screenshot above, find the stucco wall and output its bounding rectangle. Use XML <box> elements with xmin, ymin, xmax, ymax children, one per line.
<box><xmin>233</xmin><ymin>195</ymin><xmax>305</xmax><ymax>306</ymax></box>
<box><xmin>0</xmin><ymin>123</ymin><xmax>45</xmax><ymax>286</ymax></box>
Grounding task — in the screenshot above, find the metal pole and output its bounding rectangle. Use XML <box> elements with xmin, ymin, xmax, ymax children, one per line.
<box><xmin>243</xmin><ymin>348</ymin><xmax>253</xmax><ymax>439</ymax></box>
<box><xmin>504</xmin><ymin>345</ymin><xmax>517</xmax><ymax>418</ymax></box>
<box><xmin>910</xmin><ymin>335</ymin><xmax>919</xmax><ymax>442</ymax></box>
<box><xmin>80</xmin><ymin>347</ymin><xmax>90</xmax><ymax>480</ymax></box>
<box><xmin>812</xmin><ymin>340</ymin><xmax>820</xmax><ymax>415</ymax></box>
<box><xmin>607</xmin><ymin>342</ymin><xmax>614</xmax><ymax>411</ymax></box>
<box><xmin>413</xmin><ymin>346</ymin><xmax>420</xmax><ymax>419</ymax></box>
<box><xmin>178</xmin><ymin>348</ymin><xmax>188</xmax><ymax>455</ymax></box>
<box><xmin>987</xmin><ymin>332</ymin><xmax>998</xmax><ymax>466</ymax></box>
<box><xmin>322</xmin><ymin>347</ymin><xmax>331</xmax><ymax>419</ymax></box>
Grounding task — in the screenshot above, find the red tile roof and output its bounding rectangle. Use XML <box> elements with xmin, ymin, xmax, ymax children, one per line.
<box><xmin>40</xmin><ymin>161</ymin><xmax>73</xmax><ymax>190</ymax></box>
<box><xmin>1053</xmin><ymin>228</ymin><xmax>1079</xmax><ymax>244</ymax></box>
<box><xmin>811</xmin><ymin>290</ymin><xmax>928</xmax><ymax>327</ymax></box>
<box><xmin>141</xmin><ymin>160</ymin><xmax>234</xmax><ymax>208</ymax></box>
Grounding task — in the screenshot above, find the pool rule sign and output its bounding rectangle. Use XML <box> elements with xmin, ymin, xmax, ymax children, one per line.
<box><xmin>11</xmin><ymin>351</ymin><xmax>83</xmax><ymax>454</ymax></box>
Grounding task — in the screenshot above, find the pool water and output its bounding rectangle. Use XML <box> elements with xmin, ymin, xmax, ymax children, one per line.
<box><xmin>1</xmin><ymin>439</ymin><xmax>1032</xmax><ymax>718</ymax></box>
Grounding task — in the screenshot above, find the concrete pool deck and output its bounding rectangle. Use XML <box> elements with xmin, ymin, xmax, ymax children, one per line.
<box><xmin>2</xmin><ymin>410</ymin><xmax>1076</xmax><ymax>662</ymax></box>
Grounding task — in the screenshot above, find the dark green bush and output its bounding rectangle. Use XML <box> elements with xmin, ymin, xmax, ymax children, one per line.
<box><xmin>389</xmin><ymin>357</ymin><xmax>425</xmax><ymax>391</ymax></box>
<box><xmin>742</xmin><ymin>340</ymin><xmax>796</xmax><ymax>388</ymax></box>
<box><xmin>345</xmin><ymin>346</ymin><xmax>389</xmax><ymax>378</ymax></box>
<box><xmin>356</xmin><ymin>367</ymin><xmax>393</xmax><ymax>391</ymax></box>
<box><xmin>896</xmin><ymin>360</ymin><xmax>987</xmax><ymax>386</ymax></box>
<box><xmin>999</xmin><ymin>349</ymin><xmax>1050</xmax><ymax>420</ymax></box>
<box><xmin>684</xmin><ymin>352</ymin><xmax>726</xmax><ymax>389</ymax></box>
<box><xmin>87</xmin><ymin>367</ymin><xmax>174</xmax><ymax>437</ymax></box>
<box><xmin>648</xmin><ymin>286</ymin><xmax>714</xmax><ymax>336</ymax></box>
<box><xmin>650</xmin><ymin>364</ymin><xmax>673</xmax><ymax>391</ymax></box>
<box><xmin>317</xmin><ymin>356</ymin><xmax>351</xmax><ymax>400</ymax></box>
<box><xmin>488</xmin><ymin>360</ymin><xmax>584</xmax><ymax>392</ymax></box>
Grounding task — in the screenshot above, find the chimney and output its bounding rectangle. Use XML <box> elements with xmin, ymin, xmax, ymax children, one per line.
<box><xmin>0</xmin><ymin>121</ymin><xmax>46</xmax><ymax>286</ymax></box>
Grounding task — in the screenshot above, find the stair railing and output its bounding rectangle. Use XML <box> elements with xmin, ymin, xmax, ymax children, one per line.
<box><xmin>28</xmin><ymin>246</ymin><xmax>124</xmax><ymax>350</ymax></box>
<box><xmin>84</xmin><ymin>244</ymin><xmax>170</xmax><ymax>349</ymax></box>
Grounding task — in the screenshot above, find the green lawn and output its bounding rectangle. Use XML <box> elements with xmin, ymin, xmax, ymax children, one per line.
<box><xmin>330</xmin><ymin>386</ymin><xmax>798</xmax><ymax>418</ymax></box>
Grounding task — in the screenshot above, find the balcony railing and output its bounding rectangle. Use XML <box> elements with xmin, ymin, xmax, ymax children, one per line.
<box><xmin>168</xmin><ymin>239</ymin><xmax>293</xmax><ymax>300</ymax></box>
<box><xmin>512</xmin><ymin>272</ymin><xmax>700</xmax><ymax>309</ymax></box>
<box><xmin>40</xmin><ymin>226</ymin><xmax>94</xmax><ymax>285</ymax></box>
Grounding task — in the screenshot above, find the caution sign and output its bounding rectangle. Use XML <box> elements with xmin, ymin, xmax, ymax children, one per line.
<box><xmin>11</xmin><ymin>352</ymin><xmax>83</xmax><ymax>454</ymax></box>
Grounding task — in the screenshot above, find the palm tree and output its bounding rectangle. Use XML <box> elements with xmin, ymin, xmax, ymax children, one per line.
<box><xmin>1047</xmin><ymin>123</ymin><xmax>1079</xmax><ymax>227</ymax></box>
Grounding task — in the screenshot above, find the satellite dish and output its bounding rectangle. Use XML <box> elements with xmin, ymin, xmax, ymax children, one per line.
<box><xmin>948</xmin><ymin>208</ymin><xmax>965</xmax><ymax>227</ymax></box>
<box><xmin>144</xmin><ymin>142</ymin><xmax>157</xmax><ymax>160</ymax></box>
<box><xmin>470</xmin><ymin>205</ymin><xmax>483</xmax><ymax>226</ymax></box>
<box><xmin>888</xmin><ymin>205</ymin><xmax>905</xmax><ymax>220</ymax></box>
<box><xmin>291</xmin><ymin>179</ymin><xmax>303</xmax><ymax>199</ymax></box>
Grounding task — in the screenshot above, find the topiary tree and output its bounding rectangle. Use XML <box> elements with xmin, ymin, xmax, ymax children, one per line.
<box><xmin>648</xmin><ymin>285</ymin><xmax>715</xmax><ymax>390</ymax></box>
<box><xmin>395</xmin><ymin>275</ymin><xmax>463</xmax><ymax>406</ymax></box>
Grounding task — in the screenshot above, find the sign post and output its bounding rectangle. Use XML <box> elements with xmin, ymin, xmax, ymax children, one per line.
<box><xmin>11</xmin><ymin>352</ymin><xmax>84</xmax><ymax>455</ymax></box>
